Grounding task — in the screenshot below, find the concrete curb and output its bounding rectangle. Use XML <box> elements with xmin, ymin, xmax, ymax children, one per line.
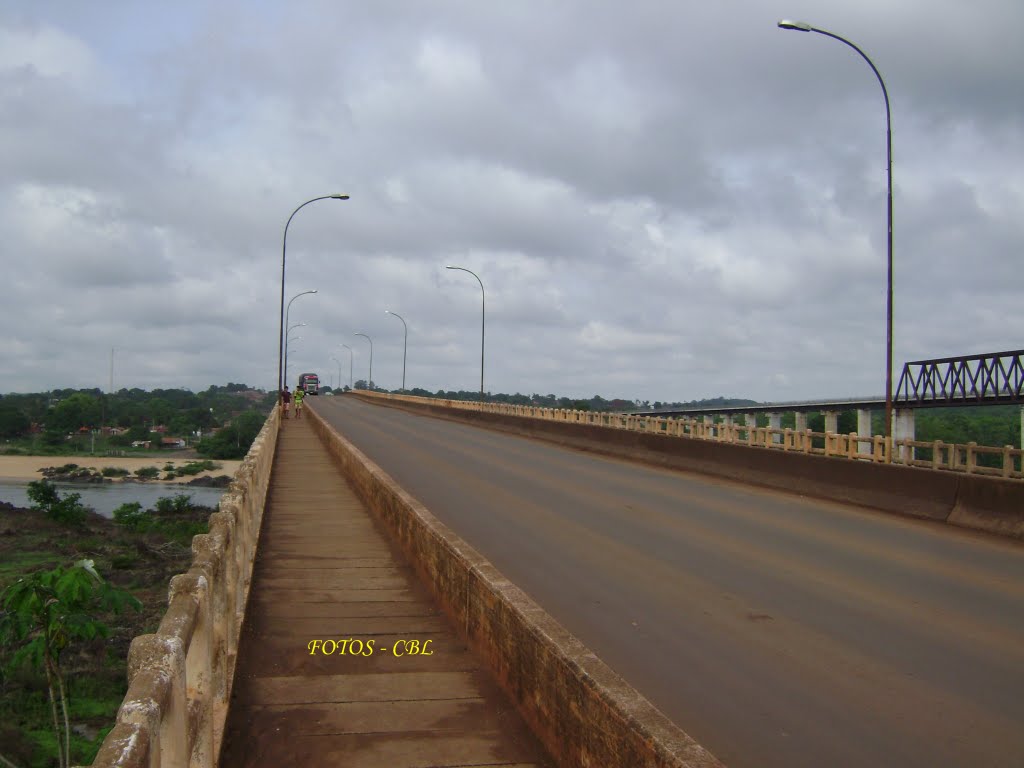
<box><xmin>307</xmin><ymin>404</ymin><xmax>725</xmax><ymax>768</ymax></box>
<box><xmin>351</xmin><ymin>392</ymin><xmax>1024</xmax><ymax>541</ymax></box>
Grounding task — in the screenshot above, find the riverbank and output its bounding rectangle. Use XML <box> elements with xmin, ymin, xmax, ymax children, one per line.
<box><xmin>0</xmin><ymin>455</ymin><xmax>242</xmax><ymax>484</ymax></box>
<box><xmin>0</xmin><ymin>498</ymin><xmax>213</xmax><ymax>765</ymax></box>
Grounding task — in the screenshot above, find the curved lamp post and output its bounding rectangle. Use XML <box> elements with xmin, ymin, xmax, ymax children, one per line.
<box><xmin>340</xmin><ymin>344</ymin><xmax>353</xmax><ymax>389</ymax></box>
<box><xmin>331</xmin><ymin>356</ymin><xmax>342</xmax><ymax>391</ymax></box>
<box><xmin>385</xmin><ymin>310</ymin><xmax>408</xmax><ymax>392</ymax></box>
<box><xmin>354</xmin><ymin>333</ymin><xmax>373</xmax><ymax>390</ymax></box>
<box><xmin>284</xmin><ymin>322</ymin><xmax>307</xmax><ymax>389</ymax></box>
<box><xmin>277</xmin><ymin>194</ymin><xmax>349</xmax><ymax>407</ymax></box>
<box><xmin>778</xmin><ymin>19</ymin><xmax>894</xmax><ymax>444</ymax></box>
<box><xmin>446</xmin><ymin>265</ymin><xmax>485</xmax><ymax>401</ymax></box>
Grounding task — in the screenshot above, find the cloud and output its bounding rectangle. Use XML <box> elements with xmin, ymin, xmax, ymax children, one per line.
<box><xmin>0</xmin><ymin>1</ymin><xmax>1021</xmax><ymax>404</ymax></box>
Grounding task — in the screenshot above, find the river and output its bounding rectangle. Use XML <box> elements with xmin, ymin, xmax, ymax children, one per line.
<box><xmin>0</xmin><ymin>480</ymin><xmax>227</xmax><ymax>518</ymax></box>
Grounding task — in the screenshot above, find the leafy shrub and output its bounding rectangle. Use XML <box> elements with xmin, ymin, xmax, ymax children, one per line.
<box><xmin>133</xmin><ymin>466</ymin><xmax>160</xmax><ymax>480</ymax></box>
<box><xmin>26</xmin><ymin>480</ymin><xmax>90</xmax><ymax>526</ymax></box>
<box><xmin>112</xmin><ymin>501</ymin><xmax>149</xmax><ymax>532</ymax></box>
<box><xmin>100</xmin><ymin>467</ymin><xmax>130</xmax><ymax>478</ymax></box>
<box><xmin>178</xmin><ymin>459</ymin><xmax>219</xmax><ymax>475</ymax></box>
<box><xmin>154</xmin><ymin>493</ymin><xmax>193</xmax><ymax>515</ymax></box>
<box><xmin>0</xmin><ymin>560</ymin><xmax>140</xmax><ymax>768</ymax></box>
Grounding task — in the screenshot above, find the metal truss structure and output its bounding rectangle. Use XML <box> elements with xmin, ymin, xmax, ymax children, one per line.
<box><xmin>894</xmin><ymin>349</ymin><xmax>1024</xmax><ymax>408</ymax></box>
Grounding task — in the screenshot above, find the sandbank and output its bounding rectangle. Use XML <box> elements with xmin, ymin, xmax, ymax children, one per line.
<box><xmin>0</xmin><ymin>455</ymin><xmax>242</xmax><ymax>484</ymax></box>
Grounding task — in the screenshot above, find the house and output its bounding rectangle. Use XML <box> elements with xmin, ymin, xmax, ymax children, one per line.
<box><xmin>160</xmin><ymin>437</ymin><xmax>187</xmax><ymax>449</ymax></box>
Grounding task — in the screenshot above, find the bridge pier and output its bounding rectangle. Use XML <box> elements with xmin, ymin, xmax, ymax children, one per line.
<box><xmin>768</xmin><ymin>413</ymin><xmax>782</xmax><ymax>444</ymax></box>
<box><xmin>823</xmin><ymin>410</ymin><xmax>839</xmax><ymax>435</ymax></box>
<box><xmin>857</xmin><ymin>409</ymin><xmax>873</xmax><ymax>455</ymax></box>
<box><xmin>894</xmin><ymin>408</ymin><xmax>916</xmax><ymax>461</ymax></box>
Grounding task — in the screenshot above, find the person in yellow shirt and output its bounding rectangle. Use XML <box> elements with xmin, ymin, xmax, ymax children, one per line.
<box><xmin>293</xmin><ymin>386</ymin><xmax>305</xmax><ymax>419</ymax></box>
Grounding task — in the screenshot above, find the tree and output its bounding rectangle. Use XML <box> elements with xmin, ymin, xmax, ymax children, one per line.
<box><xmin>196</xmin><ymin>410</ymin><xmax>266</xmax><ymax>459</ymax></box>
<box><xmin>26</xmin><ymin>480</ymin><xmax>90</xmax><ymax>526</ymax></box>
<box><xmin>0</xmin><ymin>560</ymin><xmax>140</xmax><ymax>768</ymax></box>
<box><xmin>0</xmin><ymin>405</ymin><xmax>30</xmax><ymax>438</ymax></box>
<box><xmin>48</xmin><ymin>393</ymin><xmax>101</xmax><ymax>432</ymax></box>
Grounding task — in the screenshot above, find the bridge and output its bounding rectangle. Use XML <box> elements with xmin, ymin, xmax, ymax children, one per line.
<box><xmin>630</xmin><ymin>350</ymin><xmax>1024</xmax><ymax>454</ymax></box>
<box><xmin>90</xmin><ymin>390</ymin><xmax>1024</xmax><ymax>767</ymax></box>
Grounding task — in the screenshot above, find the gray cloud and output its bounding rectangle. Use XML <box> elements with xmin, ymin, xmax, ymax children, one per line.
<box><xmin>1</xmin><ymin>1</ymin><xmax>1021</xmax><ymax>403</ymax></box>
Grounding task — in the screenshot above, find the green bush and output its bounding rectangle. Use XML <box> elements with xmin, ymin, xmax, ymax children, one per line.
<box><xmin>133</xmin><ymin>466</ymin><xmax>160</xmax><ymax>480</ymax></box>
<box><xmin>101</xmin><ymin>466</ymin><xmax>130</xmax><ymax>478</ymax></box>
<box><xmin>178</xmin><ymin>459</ymin><xmax>218</xmax><ymax>475</ymax></box>
<box><xmin>154</xmin><ymin>494</ymin><xmax>193</xmax><ymax>515</ymax></box>
<box><xmin>112</xmin><ymin>502</ymin><xmax>149</xmax><ymax>532</ymax></box>
<box><xmin>26</xmin><ymin>480</ymin><xmax>90</xmax><ymax>526</ymax></box>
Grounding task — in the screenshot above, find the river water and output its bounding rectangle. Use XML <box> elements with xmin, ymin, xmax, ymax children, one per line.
<box><xmin>0</xmin><ymin>480</ymin><xmax>227</xmax><ymax>518</ymax></box>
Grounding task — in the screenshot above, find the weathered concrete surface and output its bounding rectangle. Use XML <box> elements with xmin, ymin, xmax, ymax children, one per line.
<box><xmin>307</xmin><ymin>400</ymin><xmax>725</xmax><ymax>768</ymax></box>
<box><xmin>218</xmin><ymin>416</ymin><xmax>551</xmax><ymax>767</ymax></box>
<box><xmin>316</xmin><ymin>395</ymin><xmax>1024</xmax><ymax>768</ymax></box>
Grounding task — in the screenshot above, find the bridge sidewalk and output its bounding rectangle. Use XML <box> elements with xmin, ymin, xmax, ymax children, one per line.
<box><xmin>219</xmin><ymin>415</ymin><xmax>551</xmax><ymax>767</ymax></box>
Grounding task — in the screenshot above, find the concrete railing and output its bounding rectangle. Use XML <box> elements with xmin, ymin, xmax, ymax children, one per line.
<box><xmin>356</xmin><ymin>391</ymin><xmax>1024</xmax><ymax>479</ymax></box>
<box><xmin>89</xmin><ymin>407</ymin><xmax>280</xmax><ymax>767</ymax></box>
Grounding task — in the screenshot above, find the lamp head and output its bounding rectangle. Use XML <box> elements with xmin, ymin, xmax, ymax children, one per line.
<box><xmin>778</xmin><ymin>19</ymin><xmax>813</xmax><ymax>31</ymax></box>
<box><xmin>330</xmin><ymin>194</ymin><xmax>351</xmax><ymax>200</ymax></box>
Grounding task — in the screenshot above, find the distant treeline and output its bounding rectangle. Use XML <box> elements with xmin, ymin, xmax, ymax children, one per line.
<box><xmin>0</xmin><ymin>383</ymin><xmax>275</xmax><ymax>459</ymax></box>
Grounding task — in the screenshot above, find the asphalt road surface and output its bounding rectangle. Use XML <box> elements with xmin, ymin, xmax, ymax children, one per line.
<box><xmin>313</xmin><ymin>396</ymin><xmax>1024</xmax><ymax>768</ymax></box>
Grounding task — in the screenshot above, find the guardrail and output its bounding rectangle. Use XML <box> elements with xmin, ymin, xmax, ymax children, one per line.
<box><xmin>358</xmin><ymin>391</ymin><xmax>1024</xmax><ymax>480</ymax></box>
<box><xmin>88</xmin><ymin>407</ymin><xmax>280</xmax><ymax>767</ymax></box>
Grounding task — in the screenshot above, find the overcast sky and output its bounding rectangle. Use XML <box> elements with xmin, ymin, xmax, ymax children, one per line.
<box><xmin>2</xmin><ymin>1</ymin><xmax>1021</xmax><ymax>403</ymax></box>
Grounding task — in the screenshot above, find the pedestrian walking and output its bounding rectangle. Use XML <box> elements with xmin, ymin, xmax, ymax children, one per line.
<box><xmin>294</xmin><ymin>386</ymin><xmax>305</xmax><ymax>418</ymax></box>
<box><xmin>281</xmin><ymin>386</ymin><xmax>292</xmax><ymax>419</ymax></box>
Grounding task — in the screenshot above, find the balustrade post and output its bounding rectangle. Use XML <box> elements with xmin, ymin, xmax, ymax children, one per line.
<box><xmin>129</xmin><ymin>634</ymin><xmax>188</xmax><ymax>767</ymax></box>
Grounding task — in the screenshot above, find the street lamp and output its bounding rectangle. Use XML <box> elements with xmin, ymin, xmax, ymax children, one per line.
<box><xmin>354</xmin><ymin>333</ymin><xmax>373</xmax><ymax>390</ymax></box>
<box><xmin>284</xmin><ymin>323</ymin><xmax>306</xmax><ymax>389</ymax></box>
<box><xmin>277</xmin><ymin>194</ymin><xmax>349</xmax><ymax>409</ymax></box>
<box><xmin>778</xmin><ymin>19</ymin><xmax>894</xmax><ymax>443</ymax></box>
<box><xmin>109</xmin><ymin>347</ymin><xmax>118</xmax><ymax>394</ymax></box>
<box><xmin>340</xmin><ymin>344</ymin><xmax>353</xmax><ymax>389</ymax></box>
<box><xmin>331</xmin><ymin>356</ymin><xmax>342</xmax><ymax>391</ymax></box>
<box><xmin>385</xmin><ymin>310</ymin><xmax>408</xmax><ymax>392</ymax></box>
<box><xmin>446</xmin><ymin>265</ymin><xmax>485</xmax><ymax>401</ymax></box>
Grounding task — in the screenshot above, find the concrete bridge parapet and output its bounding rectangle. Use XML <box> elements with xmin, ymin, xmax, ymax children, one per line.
<box><xmin>89</xmin><ymin>408</ymin><xmax>280</xmax><ymax>767</ymax></box>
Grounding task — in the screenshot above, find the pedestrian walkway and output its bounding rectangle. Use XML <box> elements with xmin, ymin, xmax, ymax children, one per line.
<box><xmin>219</xmin><ymin>416</ymin><xmax>551</xmax><ymax>767</ymax></box>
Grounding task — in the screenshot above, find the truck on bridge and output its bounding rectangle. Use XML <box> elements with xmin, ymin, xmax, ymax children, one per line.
<box><xmin>297</xmin><ymin>372</ymin><xmax>319</xmax><ymax>395</ymax></box>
